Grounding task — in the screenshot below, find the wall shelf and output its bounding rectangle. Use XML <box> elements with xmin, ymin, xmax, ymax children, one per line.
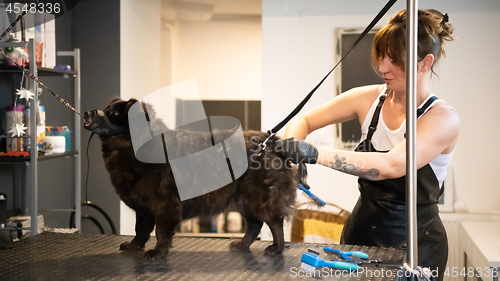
<box><xmin>0</xmin><ymin>151</ymin><xmax>79</xmax><ymax>163</ymax></box>
<box><xmin>0</xmin><ymin>39</ymin><xmax>81</xmax><ymax>237</ymax></box>
<box><xmin>0</xmin><ymin>65</ymin><xmax>78</xmax><ymax>76</ymax></box>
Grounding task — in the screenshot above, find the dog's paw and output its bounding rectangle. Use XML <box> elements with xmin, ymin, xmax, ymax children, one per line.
<box><xmin>144</xmin><ymin>249</ymin><xmax>167</xmax><ymax>260</ymax></box>
<box><xmin>119</xmin><ymin>241</ymin><xmax>144</xmax><ymax>251</ymax></box>
<box><xmin>264</xmin><ymin>244</ymin><xmax>283</xmax><ymax>255</ymax></box>
<box><xmin>229</xmin><ymin>240</ymin><xmax>250</xmax><ymax>251</ymax></box>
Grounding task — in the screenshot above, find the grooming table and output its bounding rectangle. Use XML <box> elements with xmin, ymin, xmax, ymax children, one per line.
<box><xmin>0</xmin><ymin>231</ymin><xmax>405</xmax><ymax>280</ymax></box>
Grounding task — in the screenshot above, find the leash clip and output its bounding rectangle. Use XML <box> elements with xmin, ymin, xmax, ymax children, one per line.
<box><xmin>258</xmin><ymin>132</ymin><xmax>276</xmax><ymax>156</ymax></box>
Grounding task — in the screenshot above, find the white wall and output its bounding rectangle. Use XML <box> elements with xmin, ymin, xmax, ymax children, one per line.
<box><xmin>120</xmin><ymin>0</ymin><xmax>161</xmax><ymax>101</ymax></box>
<box><xmin>120</xmin><ymin>0</ymin><xmax>162</xmax><ymax>235</ymax></box>
<box><xmin>174</xmin><ymin>17</ymin><xmax>262</xmax><ymax>100</ymax></box>
<box><xmin>262</xmin><ymin>0</ymin><xmax>500</xmax><ymax>213</ymax></box>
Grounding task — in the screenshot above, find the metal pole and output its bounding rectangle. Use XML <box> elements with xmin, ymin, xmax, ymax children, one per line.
<box><xmin>74</xmin><ymin>48</ymin><xmax>82</xmax><ymax>232</ymax></box>
<box><xmin>406</xmin><ymin>0</ymin><xmax>418</xmax><ymax>270</ymax></box>
<box><xmin>58</xmin><ymin>49</ymin><xmax>82</xmax><ymax>232</ymax></box>
<box><xmin>28</xmin><ymin>39</ymin><xmax>38</xmax><ymax>235</ymax></box>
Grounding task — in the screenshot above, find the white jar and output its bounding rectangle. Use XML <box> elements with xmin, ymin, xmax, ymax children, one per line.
<box><xmin>226</xmin><ymin>212</ymin><xmax>242</xmax><ymax>233</ymax></box>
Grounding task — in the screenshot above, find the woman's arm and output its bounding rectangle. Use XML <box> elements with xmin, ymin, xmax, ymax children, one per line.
<box><xmin>316</xmin><ymin>105</ymin><xmax>460</xmax><ymax>180</ymax></box>
<box><xmin>284</xmin><ymin>85</ymin><xmax>381</xmax><ymax>140</ymax></box>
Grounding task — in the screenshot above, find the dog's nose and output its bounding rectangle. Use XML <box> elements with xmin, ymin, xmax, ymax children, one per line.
<box><xmin>84</xmin><ymin>110</ymin><xmax>101</xmax><ymax>119</ymax></box>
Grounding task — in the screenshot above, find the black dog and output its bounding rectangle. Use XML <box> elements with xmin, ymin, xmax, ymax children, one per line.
<box><xmin>84</xmin><ymin>98</ymin><xmax>304</xmax><ymax>260</ymax></box>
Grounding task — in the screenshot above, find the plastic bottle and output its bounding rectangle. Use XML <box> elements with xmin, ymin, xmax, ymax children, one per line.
<box><xmin>61</xmin><ymin>126</ymin><xmax>70</xmax><ymax>152</ymax></box>
<box><xmin>226</xmin><ymin>212</ymin><xmax>242</xmax><ymax>233</ymax></box>
<box><xmin>6</xmin><ymin>105</ymin><xmax>24</xmax><ymax>131</ymax></box>
<box><xmin>4</xmin><ymin>35</ymin><xmax>22</xmax><ymax>66</ymax></box>
<box><xmin>5</xmin><ymin>105</ymin><xmax>25</xmax><ymax>152</ymax></box>
<box><xmin>36</xmin><ymin>103</ymin><xmax>45</xmax><ymax>144</ymax></box>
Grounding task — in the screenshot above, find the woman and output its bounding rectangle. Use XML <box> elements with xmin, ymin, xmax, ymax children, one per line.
<box><xmin>278</xmin><ymin>9</ymin><xmax>458</xmax><ymax>280</ymax></box>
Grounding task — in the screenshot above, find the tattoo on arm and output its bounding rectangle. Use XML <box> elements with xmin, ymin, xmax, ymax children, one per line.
<box><xmin>330</xmin><ymin>154</ymin><xmax>380</xmax><ymax>181</ymax></box>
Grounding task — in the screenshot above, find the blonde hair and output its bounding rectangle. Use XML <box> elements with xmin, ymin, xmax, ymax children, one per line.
<box><xmin>371</xmin><ymin>9</ymin><xmax>454</xmax><ymax>75</ymax></box>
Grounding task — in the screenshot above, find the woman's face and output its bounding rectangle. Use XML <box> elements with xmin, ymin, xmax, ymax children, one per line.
<box><xmin>378</xmin><ymin>55</ymin><xmax>406</xmax><ymax>92</ymax></box>
<box><xmin>378</xmin><ymin>52</ymin><xmax>433</xmax><ymax>92</ymax></box>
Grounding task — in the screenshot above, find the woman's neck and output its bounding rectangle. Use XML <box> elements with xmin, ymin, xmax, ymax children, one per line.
<box><xmin>391</xmin><ymin>79</ymin><xmax>431</xmax><ymax>106</ymax></box>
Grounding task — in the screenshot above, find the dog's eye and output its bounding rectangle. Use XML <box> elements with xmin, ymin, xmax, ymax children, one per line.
<box><xmin>111</xmin><ymin>110</ymin><xmax>119</xmax><ymax>117</ymax></box>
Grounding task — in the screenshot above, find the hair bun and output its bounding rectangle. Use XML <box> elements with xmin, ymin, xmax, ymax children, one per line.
<box><xmin>442</xmin><ymin>13</ymin><xmax>449</xmax><ymax>23</ymax></box>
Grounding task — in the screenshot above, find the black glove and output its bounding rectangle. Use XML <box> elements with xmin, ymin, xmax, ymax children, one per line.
<box><xmin>275</xmin><ymin>138</ymin><xmax>318</xmax><ymax>164</ymax></box>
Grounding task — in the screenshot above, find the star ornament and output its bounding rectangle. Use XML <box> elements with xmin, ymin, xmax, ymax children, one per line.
<box><xmin>16</xmin><ymin>89</ymin><xmax>35</xmax><ymax>100</ymax></box>
<box><xmin>8</xmin><ymin>123</ymin><xmax>28</xmax><ymax>137</ymax></box>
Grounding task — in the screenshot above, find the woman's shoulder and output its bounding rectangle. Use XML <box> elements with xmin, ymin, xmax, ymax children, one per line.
<box><xmin>338</xmin><ymin>84</ymin><xmax>386</xmax><ymax>127</ymax></box>
<box><xmin>419</xmin><ymin>97</ymin><xmax>460</xmax><ymax>153</ymax></box>
<box><xmin>341</xmin><ymin>84</ymin><xmax>384</xmax><ymax>107</ymax></box>
<box><xmin>426</xmin><ymin>98</ymin><xmax>459</xmax><ymax>120</ymax></box>
<box><xmin>346</xmin><ymin>84</ymin><xmax>384</xmax><ymax>97</ymax></box>
<box><xmin>345</xmin><ymin>84</ymin><xmax>386</xmax><ymax>111</ymax></box>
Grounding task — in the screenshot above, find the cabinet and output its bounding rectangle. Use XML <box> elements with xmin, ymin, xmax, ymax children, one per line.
<box><xmin>460</xmin><ymin>221</ymin><xmax>500</xmax><ymax>281</ymax></box>
<box><xmin>0</xmin><ymin>39</ymin><xmax>81</xmax><ymax>236</ymax></box>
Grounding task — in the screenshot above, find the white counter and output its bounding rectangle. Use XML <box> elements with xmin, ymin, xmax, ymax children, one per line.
<box><xmin>460</xmin><ymin>221</ymin><xmax>500</xmax><ymax>281</ymax></box>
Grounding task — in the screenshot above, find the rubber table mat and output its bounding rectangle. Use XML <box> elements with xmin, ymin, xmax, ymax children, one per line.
<box><xmin>0</xmin><ymin>232</ymin><xmax>405</xmax><ymax>280</ymax></box>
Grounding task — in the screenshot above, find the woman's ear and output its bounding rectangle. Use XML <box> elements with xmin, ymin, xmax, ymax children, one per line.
<box><xmin>419</xmin><ymin>53</ymin><xmax>435</xmax><ymax>73</ymax></box>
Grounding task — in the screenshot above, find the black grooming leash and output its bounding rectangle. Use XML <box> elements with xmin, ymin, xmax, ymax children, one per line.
<box><xmin>258</xmin><ymin>0</ymin><xmax>398</xmax><ymax>152</ymax></box>
<box><xmin>85</xmin><ymin>133</ymin><xmax>95</xmax><ymax>205</ymax></box>
<box><xmin>70</xmin><ymin>133</ymin><xmax>117</xmax><ymax>234</ymax></box>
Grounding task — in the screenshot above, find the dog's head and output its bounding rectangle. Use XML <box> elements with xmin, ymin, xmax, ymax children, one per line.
<box><xmin>84</xmin><ymin>98</ymin><xmax>137</xmax><ymax>137</ymax></box>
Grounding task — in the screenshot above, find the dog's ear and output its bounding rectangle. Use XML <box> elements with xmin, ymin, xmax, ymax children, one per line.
<box><xmin>109</xmin><ymin>97</ymin><xmax>122</xmax><ymax>104</ymax></box>
<box><xmin>126</xmin><ymin>98</ymin><xmax>138</xmax><ymax>111</ymax></box>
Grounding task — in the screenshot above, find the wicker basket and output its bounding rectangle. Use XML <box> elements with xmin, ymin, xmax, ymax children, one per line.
<box><xmin>291</xmin><ymin>202</ymin><xmax>351</xmax><ymax>243</ymax></box>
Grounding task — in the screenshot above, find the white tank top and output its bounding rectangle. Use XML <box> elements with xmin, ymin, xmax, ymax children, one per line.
<box><xmin>359</xmin><ymin>86</ymin><xmax>455</xmax><ymax>188</ymax></box>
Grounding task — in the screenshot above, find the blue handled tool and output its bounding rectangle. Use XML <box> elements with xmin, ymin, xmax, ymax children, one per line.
<box><xmin>300</xmin><ymin>252</ymin><xmax>359</xmax><ymax>272</ymax></box>
<box><xmin>324</xmin><ymin>247</ymin><xmax>369</xmax><ymax>260</ymax></box>
<box><xmin>298</xmin><ymin>183</ymin><xmax>326</xmax><ymax>206</ymax></box>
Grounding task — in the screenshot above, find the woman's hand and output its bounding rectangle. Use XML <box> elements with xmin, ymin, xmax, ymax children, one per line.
<box><xmin>275</xmin><ymin>138</ymin><xmax>319</xmax><ymax>164</ymax></box>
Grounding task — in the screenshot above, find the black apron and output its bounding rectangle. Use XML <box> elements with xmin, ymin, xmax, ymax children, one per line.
<box><xmin>340</xmin><ymin>93</ymin><xmax>448</xmax><ymax>281</ymax></box>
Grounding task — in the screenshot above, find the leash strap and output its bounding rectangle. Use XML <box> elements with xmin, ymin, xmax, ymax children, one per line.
<box><xmin>268</xmin><ymin>0</ymin><xmax>398</xmax><ymax>136</ymax></box>
<box><xmin>416</xmin><ymin>95</ymin><xmax>438</xmax><ymax>118</ymax></box>
<box><xmin>0</xmin><ymin>11</ymin><xmax>27</xmax><ymax>40</ymax></box>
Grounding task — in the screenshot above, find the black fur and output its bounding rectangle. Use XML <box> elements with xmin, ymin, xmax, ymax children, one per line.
<box><xmin>84</xmin><ymin>98</ymin><xmax>303</xmax><ymax>260</ymax></box>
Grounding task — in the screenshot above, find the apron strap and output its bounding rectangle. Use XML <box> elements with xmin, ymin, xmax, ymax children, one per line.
<box><xmin>417</xmin><ymin>95</ymin><xmax>439</xmax><ymax>118</ymax></box>
<box><xmin>366</xmin><ymin>92</ymin><xmax>439</xmax><ymax>141</ymax></box>
<box><xmin>366</xmin><ymin>89</ymin><xmax>390</xmax><ymax>141</ymax></box>
<box><xmin>405</xmin><ymin>95</ymin><xmax>439</xmax><ymax>139</ymax></box>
